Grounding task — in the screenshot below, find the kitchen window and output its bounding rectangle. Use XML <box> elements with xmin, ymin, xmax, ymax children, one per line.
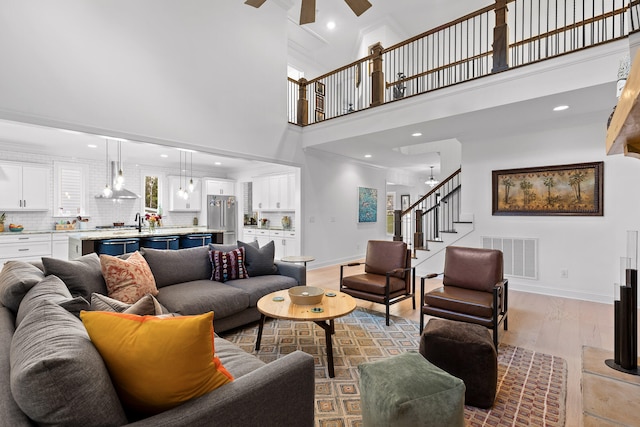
<box><xmin>144</xmin><ymin>174</ymin><xmax>160</xmax><ymax>213</ymax></box>
<box><xmin>54</xmin><ymin>161</ymin><xmax>85</xmax><ymax>216</ymax></box>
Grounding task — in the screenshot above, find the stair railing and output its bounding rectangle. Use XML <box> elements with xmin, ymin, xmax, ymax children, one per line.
<box><xmin>394</xmin><ymin>168</ymin><xmax>462</xmax><ymax>257</ymax></box>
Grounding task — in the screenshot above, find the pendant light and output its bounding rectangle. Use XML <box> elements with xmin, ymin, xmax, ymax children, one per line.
<box><xmin>425</xmin><ymin>166</ymin><xmax>439</xmax><ymax>188</ymax></box>
<box><xmin>177</xmin><ymin>151</ymin><xmax>185</xmax><ymax>199</ymax></box>
<box><xmin>115</xmin><ymin>140</ymin><xmax>125</xmax><ymax>190</ymax></box>
<box><xmin>188</xmin><ymin>152</ymin><xmax>195</xmax><ymax>193</ymax></box>
<box><xmin>102</xmin><ymin>139</ymin><xmax>113</xmax><ymax>198</ymax></box>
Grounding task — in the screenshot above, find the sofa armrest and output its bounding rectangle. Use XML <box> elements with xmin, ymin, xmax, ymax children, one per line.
<box><xmin>274</xmin><ymin>261</ymin><xmax>306</xmax><ymax>286</ymax></box>
<box><xmin>127</xmin><ymin>350</ymin><xmax>315</xmax><ymax>427</ymax></box>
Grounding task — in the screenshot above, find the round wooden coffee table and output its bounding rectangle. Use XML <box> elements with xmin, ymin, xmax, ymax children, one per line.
<box><xmin>256</xmin><ymin>288</ymin><xmax>357</xmax><ymax>378</ymax></box>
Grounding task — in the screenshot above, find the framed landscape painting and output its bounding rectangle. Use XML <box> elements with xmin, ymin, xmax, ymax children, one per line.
<box><xmin>358</xmin><ymin>187</ymin><xmax>378</xmax><ymax>223</ymax></box>
<box><xmin>492</xmin><ymin>161</ymin><xmax>603</xmax><ymax>216</ymax></box>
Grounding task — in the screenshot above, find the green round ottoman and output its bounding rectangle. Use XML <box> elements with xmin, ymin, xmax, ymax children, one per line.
<box><xmin>358</xmin><ymin>352</ymin><xmax>465</xmax><ymax>427</ymax></box>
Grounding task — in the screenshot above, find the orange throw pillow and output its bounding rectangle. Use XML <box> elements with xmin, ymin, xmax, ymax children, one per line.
<box><xmin>80</xmin><ymin>311</ymin><xmax>233</xmax><ymax>415</ymax></box>
<box><xmin>100</xmin><ymin>251</ymin><xmax>158</xmax><ymax>304</ymax></box>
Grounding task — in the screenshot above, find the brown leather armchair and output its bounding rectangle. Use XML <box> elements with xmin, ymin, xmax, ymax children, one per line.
<box><xmin>420</xmin><ymin>246</ymin><xmax>508</xmax><ymax>347</ymax></box>
<box><xmin>340</xmin><ymin>240</ymin><xmax>415</xmax><ymax>326</ymax></box>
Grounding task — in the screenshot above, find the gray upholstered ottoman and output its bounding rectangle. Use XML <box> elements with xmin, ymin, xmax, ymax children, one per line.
<box><xmin>419</xmin><ymin>318</ymin><xmax>497</xmax><ymax>408</ymax></box>
<box><xmin>358</xmin><ymin>352</ymin><xmax>465</xmax><ymax>427</ymax></box>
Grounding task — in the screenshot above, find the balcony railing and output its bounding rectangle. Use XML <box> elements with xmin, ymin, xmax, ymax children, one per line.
<box><xmin>288</xmin><ymin>0</ymin><xmax>629</xmax><ymax>126</ymax></box>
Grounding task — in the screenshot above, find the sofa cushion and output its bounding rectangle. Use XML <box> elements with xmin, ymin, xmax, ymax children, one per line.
<box><xmin>15</xmin><ymin>275</ymin><xmax>72</xmax><ymax>328</ymax></box>
<box><xmin>141</xmin><ymin>246</ymin><xmax>211</xmax><ymax>288</ymax></box>
<box><xmin>210</xmin><ymin>247</ymin><xmax>248</xmax><ymax>282</ymax></box>
<box><xmin>42</xmin><ymin>253</ymin><xmax>107</xmax><ymax>300</ymax></box>
<box><xmin>239</xmin><ymin>240</ymin><xmax>277</xmax><ymax>277</ymax></box>
<box><xmin>225</xmin><ymin>275</ymin><xmax>298</xmax><ymax>307</ymax></box>
<box><xmin>155</xmin><ymin>280</ymin><xmax>250</xmax><ymax>320</ymax></box>
<box><xmin>0</xmin><ymin>261</ymin><xmax>45</xmax><ymax>313</ymax></box>
<box><xmin>214</xmin><ymin>336</ymin><xmax>266</xmax><ymax>378</ymax></box>
<box><xmin>80</xmin><ymin>311</ymin><xmax>233</xmax><ymax>416</ymax></box>
<box><xmin>0</xmin><ymin>306</ymin><xmax>33</xmax><ymax>426</ymax></box>
<box><xmin>10</xmin><ymin>299</ymin><xmax>128</xmax><ymax>426</ymax></box>
<box><xmin>100</xmin><ymin>251</ymin><xmax>158</xmax><ymax>303</ymax></box>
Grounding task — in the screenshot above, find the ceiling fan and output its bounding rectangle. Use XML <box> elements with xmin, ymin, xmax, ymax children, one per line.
<box><xmin>244</xmin><ymin>0</ymin><xmax>372</xmax><ymax>25</ymax></box>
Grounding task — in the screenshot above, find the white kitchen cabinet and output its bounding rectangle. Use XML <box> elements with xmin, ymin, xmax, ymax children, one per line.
<box><xmin>168</xmin><ymin>176</ymin><xmax>202</xmax><ymax>212</ymax></box>
<box><xmin>0</xmin><ymin>234</ymin><xmax>52</xmax><ymax>268</ymax></box>
<box><xmin>252</xmin><ymin>173</ymin><xmax>295</xmax><ymax>210</ymax></box>
<box><xmin>252</xmin><ymin>176</ymin><xmax>270</xmax><ymax>210</ymax></box>
<box><xmin>205</xmin><ymin>179</ymin><xmax>234</xmax><ymax>196</ymax></box>
<box><xmin>243</xmin><ymin>228</ymin><xmax>257</xmax><ymax>244</ymax></box>
<box><xmin>0</xmin><ymin>162</ymin><xmax>50</xmax><ymax>211</ymax></box>
<box><xmin>255</xmin><ymin>229</ymin><xmax>270</xmax><ymax>248</ymax></box>
<box><xmin>51</xmin><ymin>234</ymin><xmax>69</xmax><ymax>260</ymax></box>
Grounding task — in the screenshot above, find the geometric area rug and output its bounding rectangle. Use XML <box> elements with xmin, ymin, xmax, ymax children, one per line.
<box><xmin>221</xmin><ymin>308</ymin><xmax>567</xmax><ymax>427</ymax></box>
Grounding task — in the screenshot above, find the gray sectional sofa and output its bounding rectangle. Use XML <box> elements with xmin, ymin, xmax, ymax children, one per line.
<box><xmin>0</xmin><ymin>244</ymin><xmax>314</xmax><ymax>426</ymax></box>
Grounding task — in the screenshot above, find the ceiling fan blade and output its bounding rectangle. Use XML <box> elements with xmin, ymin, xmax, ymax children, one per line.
<box><xmin>344</xmin><ymin>0</ymin><xmax>372</xmax><ymax>17</ymax></box>
<box><xmin>299</xmin><ymin>0</ymin><xmax>316</xmax><ymax>25</ymax></box>
<box><xmin>244</xmin><ymin>0</ymin><xmax>267</xmax><ymax>8</ymax></box>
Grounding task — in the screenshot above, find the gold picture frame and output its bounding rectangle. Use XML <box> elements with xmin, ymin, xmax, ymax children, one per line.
<box><xmin>492</xmin><ymin>161</ymin><xmax>603</xmax><ymax>216</ymax></box>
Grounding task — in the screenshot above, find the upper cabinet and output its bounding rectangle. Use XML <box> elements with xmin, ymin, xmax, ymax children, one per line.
<box><xmin>252</xmin><ymin>173</ymin><xmax>295</xmax><ymax>210</ymax></box>
<box><xmin>205</xmin><ymin>179</ymin><xmax>235</xmax><ymax>196</ymax></box>
<box><xmin>0</xmin><ymin>162</ymin><xmax>50</xmax><ymax>211</ymax></box>
<box><xmin>168</xmin><ymin>176</ymin><xmax>202</xmax><ymax>212</ymax></box>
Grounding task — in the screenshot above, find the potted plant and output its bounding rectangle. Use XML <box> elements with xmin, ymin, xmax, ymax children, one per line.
<box><xmin>0</xmin><ymin>212</ymin><xmax>5</xmax><ymax>232</ymax></box>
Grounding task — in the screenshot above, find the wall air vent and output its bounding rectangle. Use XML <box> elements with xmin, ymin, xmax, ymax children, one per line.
<box><xmin>482</xmin><ymin>236</ymin><xmax>538</xmax><ymax>280</ymax></box>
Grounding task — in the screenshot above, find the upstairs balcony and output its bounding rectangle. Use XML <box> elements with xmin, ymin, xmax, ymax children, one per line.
<box><xmin>287</xmin><ymin>0</ymin><xmax>631</xmax><ymax>127</ymax></box>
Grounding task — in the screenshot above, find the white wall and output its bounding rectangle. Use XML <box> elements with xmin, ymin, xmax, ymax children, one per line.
<box><xmin>0</xmin><ymin>0</ymin><xmax>299</xmax><ymax>165</ymax></box>
<box><xmin>301</xmin><ymin>149</ymin><xmax>388</xmax><ymax>267</ymax></box>
<box><xmin>457</xmin><ymin>115</ymin><xmax>640</xmax><ymax>303</ymax></box>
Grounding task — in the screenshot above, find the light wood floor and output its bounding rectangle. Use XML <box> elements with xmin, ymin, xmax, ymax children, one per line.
<box><xmin>308</xmin><ymin>263</ymin><xmax>632</xmax><ymax>427</ymax></box>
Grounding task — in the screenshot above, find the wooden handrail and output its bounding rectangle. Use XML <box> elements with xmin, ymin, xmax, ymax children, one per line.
<box><xmin>401</xmin><ymin>168</ymin><xmax>461</xmax><ymax>217</ymax></box>
<box><xmin>381</xmin><ymin>5</ymin><xmax>495</xmax><ymax>55</ymax></box>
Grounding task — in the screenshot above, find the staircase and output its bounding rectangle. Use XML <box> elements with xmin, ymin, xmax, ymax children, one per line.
<box><xmin>393</xmin><ymin>168</ymin><xmax>474</xmax><ymax>275</ymax></box>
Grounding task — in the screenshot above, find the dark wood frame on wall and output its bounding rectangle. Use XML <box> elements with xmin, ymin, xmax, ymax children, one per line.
<box><xmin>492</xmin><ymin>161</ymin><xmax>604</xmax><ymax>216</ymax></box>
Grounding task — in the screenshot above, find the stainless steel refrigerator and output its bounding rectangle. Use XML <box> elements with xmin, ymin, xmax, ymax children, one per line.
<box><xmin>207</xmin><ymin>195</ymin><xmax>236</xmax><ymax>244</ymax></box>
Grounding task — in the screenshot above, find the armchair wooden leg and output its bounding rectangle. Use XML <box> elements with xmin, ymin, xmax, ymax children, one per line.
<box><xmin>419</xmin><ymin>276</ymin><xmax>425</xmax><ymax>333</ymax></box>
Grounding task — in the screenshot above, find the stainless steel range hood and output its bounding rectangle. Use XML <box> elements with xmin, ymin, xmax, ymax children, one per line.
<box><xmin>95</xmin><ymin>161</ymin><xmax>140</xmax><ymax>199</ymax></box>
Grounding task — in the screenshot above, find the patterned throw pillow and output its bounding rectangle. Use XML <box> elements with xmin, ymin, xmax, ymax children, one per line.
<box><xmin>100</xmin><ymin>251</ymin><xmax>158</xmax><ymax>304</ymax></box>
<box><xmin>209</xmin><ymin>247</ymin><xmax>248</xmax><ymax>282</ymax></box>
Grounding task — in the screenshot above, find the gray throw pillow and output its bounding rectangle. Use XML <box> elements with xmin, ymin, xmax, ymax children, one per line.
<box><xmin>0</xmin><ymin>261</ymin><xmax>45</xmax><ymax>313</ymax></box>
<box><xmin>42</xmin><ymin>253</ymin><xmax>108</xmax><ymax>300</ymax></box>
<box><xmin>140</xmin><ymin>246</ymin><xmax>211</xmax><ymax>288</ymax></box>
<box><xmin>91</xmin><ymin>293</ymin><xmax>166</xmax><ymax>315</ymax></box>
<box><xmin>58</xmin><ymin>296</ymin><xmax>91</xmax><ymax>318</ymax></box>
<box><xmin>238</xmin><ymin>240</ymin><xmax>277</xmax><ymax>277</ymax></box>
<box><xmin>209</xmin><ymin>240</ymin><xmax>258</xmax><ymax>253</ymax></box>
<box><xmin>10</xmin><ymin>299</ymin><xmax>128</xmax><ymax>426</ymax></box>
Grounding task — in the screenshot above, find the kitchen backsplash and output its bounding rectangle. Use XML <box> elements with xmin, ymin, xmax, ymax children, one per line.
<box><xmin>0</xmin><ymin>148</ymin><xmax>221</xmax><ymax>231</ymax></box>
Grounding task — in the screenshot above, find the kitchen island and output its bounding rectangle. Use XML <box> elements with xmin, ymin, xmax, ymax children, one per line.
<box><xmin>68</xmin><ymin>227</ymin><xmax>225</xmax><ymax>258</ymax></box>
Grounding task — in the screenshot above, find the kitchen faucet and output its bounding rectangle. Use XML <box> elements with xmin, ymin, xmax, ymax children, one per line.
<box><xmin>135</xmin><ymin>212</ymin><xmax>142</xmax><ymax>232</ymax></box>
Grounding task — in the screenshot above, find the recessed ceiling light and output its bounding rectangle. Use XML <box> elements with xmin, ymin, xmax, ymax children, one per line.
<box><xmin>326</xmin><ymin>21</ymin><xmax>336</xmax><ymax>30</ymax></box>
<box><xmin>553</xmin><ymin>105</ymin><xmax>569</xmax><ymax>111</ymax></box>
<box><xmin>214</xmin><ymin>162</ymin><xmax>222</xmax><ymax>166</ymax></box>
<box><xmin>160</xmin><ymin>154</ymin><xmax>168</xmax><ymax>158</ymax></box>
<box><xmin>87</xmin><ymin>144</ymin><xmax>97</xmax><ymax>148</ymax></box>
<box><xmin>364</xmin><ymin>154</ymin><xmax>372</xmax><ymax>158</ymax></box>
<box><xmin>412</xmin><ymin>132</ymin><xmax>422</xmax><ymax>137</ymax></box>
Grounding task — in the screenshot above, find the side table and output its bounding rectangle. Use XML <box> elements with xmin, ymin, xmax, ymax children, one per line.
<box><xmin>281</xmin><ymin>255</ymin><xmax>315</xmax><ymax>267</ymax></box>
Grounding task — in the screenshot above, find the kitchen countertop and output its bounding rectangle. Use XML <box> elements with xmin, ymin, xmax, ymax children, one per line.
<box><xmin>243</xmin><ymin>225</ymin><xmax>295</xmax><ymax>232</ymax></box>
<box><xmin>0</xmin><ymin>227</ymin><xmax>225</xmax><ymax>240</ymax></box>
